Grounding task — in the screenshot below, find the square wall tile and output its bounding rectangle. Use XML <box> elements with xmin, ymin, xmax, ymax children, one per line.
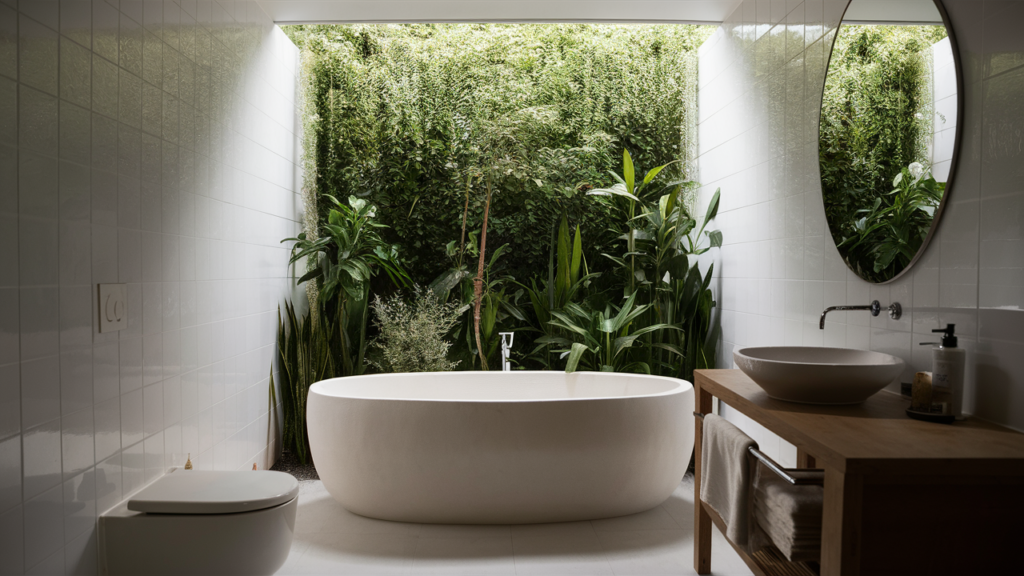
<box><xmin>22</xmin><ymin>418</ymin><xmax>61</xmax><ymax>500</ymax></box>
<box><xmin>23</xmin><ymin>483</ymin><xmax>63</xmax><ymax>569</ymax></box>
<box><xmin>59</xmin><ymin>36</ymin><xmax>91</xmax><ymax>108</ymax></box>
<box><xmin>0</xmin><ymin>434</ymin><xmax>21</xmax><ymax>512</ymax></box>
<box><xmin>19</xmin><ymin>15</ymin><xmax>58</xmax><ymax>96</ymax></box>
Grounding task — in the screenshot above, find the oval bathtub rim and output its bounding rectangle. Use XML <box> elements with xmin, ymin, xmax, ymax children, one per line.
<box><xmin>308</xmin><ymin>370</ymin><xmax>693</xmax><ymax>404</ymax></box>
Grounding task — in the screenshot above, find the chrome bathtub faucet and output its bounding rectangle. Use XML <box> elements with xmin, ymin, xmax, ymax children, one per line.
<box><xmin>499</xmin><ymin>332</ymin><xmax>515</xmax><ymax>372</ymax></box>
<box><xmin>819</xmin><ymin>300</ymin><xmax>901</xmax><ymax>329</ymax></box>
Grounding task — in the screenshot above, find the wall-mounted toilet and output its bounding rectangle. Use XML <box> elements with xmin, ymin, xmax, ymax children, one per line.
<box><xmin>100</xmin><ymin>469</ymin><xmax>299</xmax><ymax>575</ymax></box>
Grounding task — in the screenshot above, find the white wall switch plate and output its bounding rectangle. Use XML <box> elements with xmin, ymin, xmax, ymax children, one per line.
<box><xmin>98</xmin><ymin>284</ymin><xmax>127</xmax><ymax>333</ymax></box>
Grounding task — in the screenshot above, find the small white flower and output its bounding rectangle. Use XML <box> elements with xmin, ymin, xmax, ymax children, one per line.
<box><xmin>909</xmin><ymin>162</ymin><xmax>925</xmax><ymax>179</ymax></box>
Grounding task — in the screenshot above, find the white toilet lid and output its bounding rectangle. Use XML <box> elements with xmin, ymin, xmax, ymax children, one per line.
<box><xmin>127</xmin><ymin>470</ymin><xmax>299</xmax><ymax>514</ymax></box>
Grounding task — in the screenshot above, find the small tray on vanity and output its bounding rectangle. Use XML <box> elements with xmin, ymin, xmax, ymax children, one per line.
<box><xmin>905</xmin><ymin>407</ymin><xmax>955</xmax><ymax>424</ymax></box>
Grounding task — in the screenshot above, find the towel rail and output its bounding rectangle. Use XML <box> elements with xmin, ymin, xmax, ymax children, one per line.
<box><xmin>694</xmin><ymin>412</ymin><xmax>825</xmax><ymax>486</ymax></box>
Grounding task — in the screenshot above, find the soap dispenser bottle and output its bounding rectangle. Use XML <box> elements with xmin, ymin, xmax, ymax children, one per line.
<box><xmin>931</xmin><ymin>324</ymin><xmax>966</xmax><ymax>420</ymax></box>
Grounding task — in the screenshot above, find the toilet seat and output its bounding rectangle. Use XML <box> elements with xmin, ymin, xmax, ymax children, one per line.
<box><xmin>128</xmin><ymin>469</ymin><xmax>299</xmax><ymax>514</ymax></box>
<box><xmin>101</xmin><ymin>469</ymin><xmax>300</xmax><ymax>575</ymax></box>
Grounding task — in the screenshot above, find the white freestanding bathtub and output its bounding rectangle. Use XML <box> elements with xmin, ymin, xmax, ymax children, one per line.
<box><xmin>307</xmin><ymin>371</ymin><xmax>694</xmax><ymax>524</ymax></box>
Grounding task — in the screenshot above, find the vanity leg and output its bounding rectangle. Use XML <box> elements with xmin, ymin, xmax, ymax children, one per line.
<box><xmin>797</xmin><ymin>448</ymin><xmax>816</xmax><ymax>469</ymax></box>
<box><xmin>821</xmin><ymin>467</ymin><xmax>863</xmax><ymax>576</ymax></box>
<box><xmin>693</xmin><ymin>383</ymin><xmax>713</xmax><ymax>575</ymax></box>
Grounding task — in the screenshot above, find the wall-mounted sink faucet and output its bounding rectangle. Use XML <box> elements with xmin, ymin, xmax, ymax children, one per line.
<box><xmin>499</xmin><ymin>332</ymin><xmax>515</xmax><ymax>371</ymax></box>
<box><xmin>819</xmin><ymin>301</ymin><xmax>901</xmax><ymax>329</ymax></box>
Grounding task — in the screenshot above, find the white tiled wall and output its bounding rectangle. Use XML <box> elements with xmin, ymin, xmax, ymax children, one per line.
<box><xmin>0</xmin><ymin>1</ymin><xmax>302</xmax><ymax>573</ymax></box>
<box><xmin>927</xmin><ymin>36</ymin><xmax>957</xmax><ymax>182</ymax></box>
<box><xmin>696</xmin><ymin>0</ymin><xmax>1024</xmax><ymax>465</ymax></box>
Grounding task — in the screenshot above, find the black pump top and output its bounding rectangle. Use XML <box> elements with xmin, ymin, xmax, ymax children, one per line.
<box><xmin>932</xmin><ymin>324</ymin><xmax>958</xmax><ymax>348</ymax></box>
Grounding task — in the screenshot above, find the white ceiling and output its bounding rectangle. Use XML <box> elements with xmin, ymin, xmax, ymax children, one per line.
<box><xmin>256</xmin><ymin>0</ymin><xmax>746</xmax><ymax>24</ymax></box>
<box><xmin>256</xmin><ymin>0</ymin><xmax>944</xmax><ymax>26</ymax></box>
<box><xmin>842</xmin><ymin>0</ymin><xmax>943</xmax><ymax>25</ymax></box>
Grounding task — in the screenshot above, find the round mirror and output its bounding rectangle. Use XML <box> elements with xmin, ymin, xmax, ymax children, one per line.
<box><xmin>819</xmin><ymin>0</ymin><xmax>961</xmax><ymax>283</ymax></box>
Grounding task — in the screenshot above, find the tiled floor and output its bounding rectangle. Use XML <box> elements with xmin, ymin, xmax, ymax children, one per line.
<box><xmin>275</xmin><ymin>475</ymin><xmax>753</xmax><ymax>575</ymax></box>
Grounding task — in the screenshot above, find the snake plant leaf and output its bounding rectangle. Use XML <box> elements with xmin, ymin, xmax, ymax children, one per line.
<box><xmin>651</xmin><ymin>342</ymin><xmax>685</xmax><ymax>357</ymax></box>
<box><xmin>570</xmin><ymin>224</ymin><xmax>583</xmax><ymax>287</ymax></box>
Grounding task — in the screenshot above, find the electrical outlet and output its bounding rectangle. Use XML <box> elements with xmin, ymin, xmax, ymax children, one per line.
<box><xmin>98</xmin><ymin>284</ymin><xmax>127</xmax><ymax>333</ymax></box>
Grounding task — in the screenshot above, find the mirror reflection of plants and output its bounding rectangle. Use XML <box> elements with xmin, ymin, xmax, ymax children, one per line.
<box><xmin>369</xmin><ymin>287</ymin><xmax>463</xmax><ymax>373</ymax></box>
<box><xmin>819</xmin><ymin>24</ymin><xmax>949</xmax><ymax>282</ymax></box>
<box><xmin>838</xmin><ymin>163</ymin><xmax>944</xmax><ymax>282</ymax></box>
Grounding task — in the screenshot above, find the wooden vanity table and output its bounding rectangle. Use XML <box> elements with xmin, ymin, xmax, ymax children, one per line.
<box><xmin>693</xmin><ymin>369</ymin><xmax>1024</xmax><ymax>576</ymax></box>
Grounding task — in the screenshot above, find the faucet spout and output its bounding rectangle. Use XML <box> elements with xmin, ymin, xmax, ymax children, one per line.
<box><xmin>819</xmin><ymin>301</ymin><xmax>901</xmax><ymax>329</ymax></box>
<box><xmin>498</xmin><ymin>332</ymin><xmax>515</xmax><ymax>371</ymax></box>
<box><xmin>819</xmin><ymin>301</ymin><xmax>881</xmax><ymax>329</ymax></box>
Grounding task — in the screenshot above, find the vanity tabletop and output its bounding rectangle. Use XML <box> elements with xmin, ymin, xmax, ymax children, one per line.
<box><xmin>694</xmin><ymin>369</ymin><xmax>1024</xmax><ymax>475</ymax></box>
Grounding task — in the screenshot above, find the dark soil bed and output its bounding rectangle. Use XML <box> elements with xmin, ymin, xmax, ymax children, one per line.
<box><xmin>270</xmin><ymin>450</ymin><xmax>320</xmax><ymax>481</ymax></box>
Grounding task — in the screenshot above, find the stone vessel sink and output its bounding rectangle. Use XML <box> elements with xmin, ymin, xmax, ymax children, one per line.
<box><xmin>733</xmin><ymin>347</ymin><xmax>905</xmax><ymax>405</ymax></box>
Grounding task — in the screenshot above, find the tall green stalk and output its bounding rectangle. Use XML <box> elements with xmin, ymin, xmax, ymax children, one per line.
<box><xmin>277</xmin><ymin>302</ymin><xmax>334</xmax><ymax>465</ymax></box>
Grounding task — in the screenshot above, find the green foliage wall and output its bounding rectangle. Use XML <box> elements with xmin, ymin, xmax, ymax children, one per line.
<box><xmin>819</xmin><ymin>24</ymin><xmax>948</xmax><ymax>279</ymax></box>
<box><xmin>286</xmin><ymin>24</ymin><xmax>712</xmax><ymax>283</ymax></box>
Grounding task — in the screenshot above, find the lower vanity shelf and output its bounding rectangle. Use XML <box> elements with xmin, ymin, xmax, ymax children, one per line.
<box><xmin>692</xmin><ymin>369</ymin><xmax>1024</xmax><ymax>576</ymax></box>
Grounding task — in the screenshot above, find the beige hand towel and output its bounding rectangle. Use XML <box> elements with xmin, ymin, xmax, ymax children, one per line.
<box><xmin>700</xmin><ymin>414</ymin><xmax>757</xmax><ymax>548</ymax></box>
<box><xmin>748</xmin><ymin>459</ymin><xmax>824</xmax><ymax>562</ymax></box>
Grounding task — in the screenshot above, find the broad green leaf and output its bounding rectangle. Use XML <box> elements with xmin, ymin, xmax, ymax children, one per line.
<box><xmin>588</xmin><ymin>183</ymin><xmax>640</xmax><ymax>203</ymax></box>
<box><xmin>708</xmin><ymin>230</ymin><xmax>723</xmax><ymax>248</ymax></box>
<box><xmin>565</xmin><ymin>342</ymin><xmax>588</xmax><ymax>373</ymax></box>
<box><xmin>623</xmin><ymin>149</ymin><xmax>635</xmax><ymax>196</ymax></box>
<box><xmin>349</xmin><ymin>195</ymin><xmax>367</xmax><ymax>211</ymax></box>
<box><xmin>704</xmin><ymin>188</ymin><xmax>721</xmax><ymax>225</ymax></box>
<box><xmin>643</xmin><ymin>160</ymin><xmax>680</xmax><ymax>185</ymax></box>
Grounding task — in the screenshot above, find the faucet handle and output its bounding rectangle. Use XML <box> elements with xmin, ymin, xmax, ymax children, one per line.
<box><xmin>498</xmin><ymin>332</ymin><xmax>514</xmax><ymax>348</ymax></box>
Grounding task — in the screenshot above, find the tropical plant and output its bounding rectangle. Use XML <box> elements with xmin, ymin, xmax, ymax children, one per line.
<box><xmin>368</xmin><ymin>287</ymin><xmax>463</xmax><ymax>373</ymax></box>
<box><xmin>837</xmin><ymin>163</ymin><xmax>944</xmax><ymax>281</ymax></box>
<box><xmin>549</xmin><ymin>292</ymin><xmax>679</xmax><ymax>373</ymax></box>
<box><xmin>283</xmin><ymin>194</ymin><xmax>411</xmax><ymax>376</ymax></box>
<box><xmin>276</xmin><ymin>301</ymin><xmax>334</xmax><ymax>465</ymax></box>
<box><xmin>521</xmin><ymin>213</ymin><xmax>601</xmax><ymax>369</ymax></box>
<box><xmin>633</xmin><ymin>186</ymin><xmax>722</xmax><ymax>380</ymax></box>
<box><xmin>587</xmin><ymin>149</ymin><xmax>722</xmax><ymax>381</ymax></box>
<box><xmin>589</xmin><ymin>150</ymin><xmax>686</xmax><ymax>297</ymax></box>
<box><xmin>430</xmin><ymin>234</ymin><xmax>526</xmax><ymax>370</ymax></box>
<box><xmin>289</xmin><ymin>23</ymin><xmax>711</xmax><ymax>283</ymax></box>
<box><xmin>467</xmin><ymin>110</ymin><xmax>533</xmax><ymax>370</ymax></box>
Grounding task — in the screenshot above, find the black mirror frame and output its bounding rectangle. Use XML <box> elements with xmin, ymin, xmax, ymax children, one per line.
<box><xmin>817</xmin><ymin>0</ymin><xmax>965</xmax><ymax>285</ymax></box>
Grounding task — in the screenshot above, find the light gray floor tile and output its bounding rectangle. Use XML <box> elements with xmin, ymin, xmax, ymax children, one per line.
<box><xmin>591</xmin><ymin>505</ymin><xmax>681</xmax><ymax>532</ymax></box>
<box><xmin>276</xmin><ymin>478</ymin><xmax>754</xmax><ymax>576</ymax></box>
<box><xmin>511</xmin><ymin>522</ymin><xmax>613</xmax><ymax>575</ymax></box>
<box><xmin>405</xmin><ymin>535</ymin><xmax>516</xmax><ymax>575</ymax></box>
